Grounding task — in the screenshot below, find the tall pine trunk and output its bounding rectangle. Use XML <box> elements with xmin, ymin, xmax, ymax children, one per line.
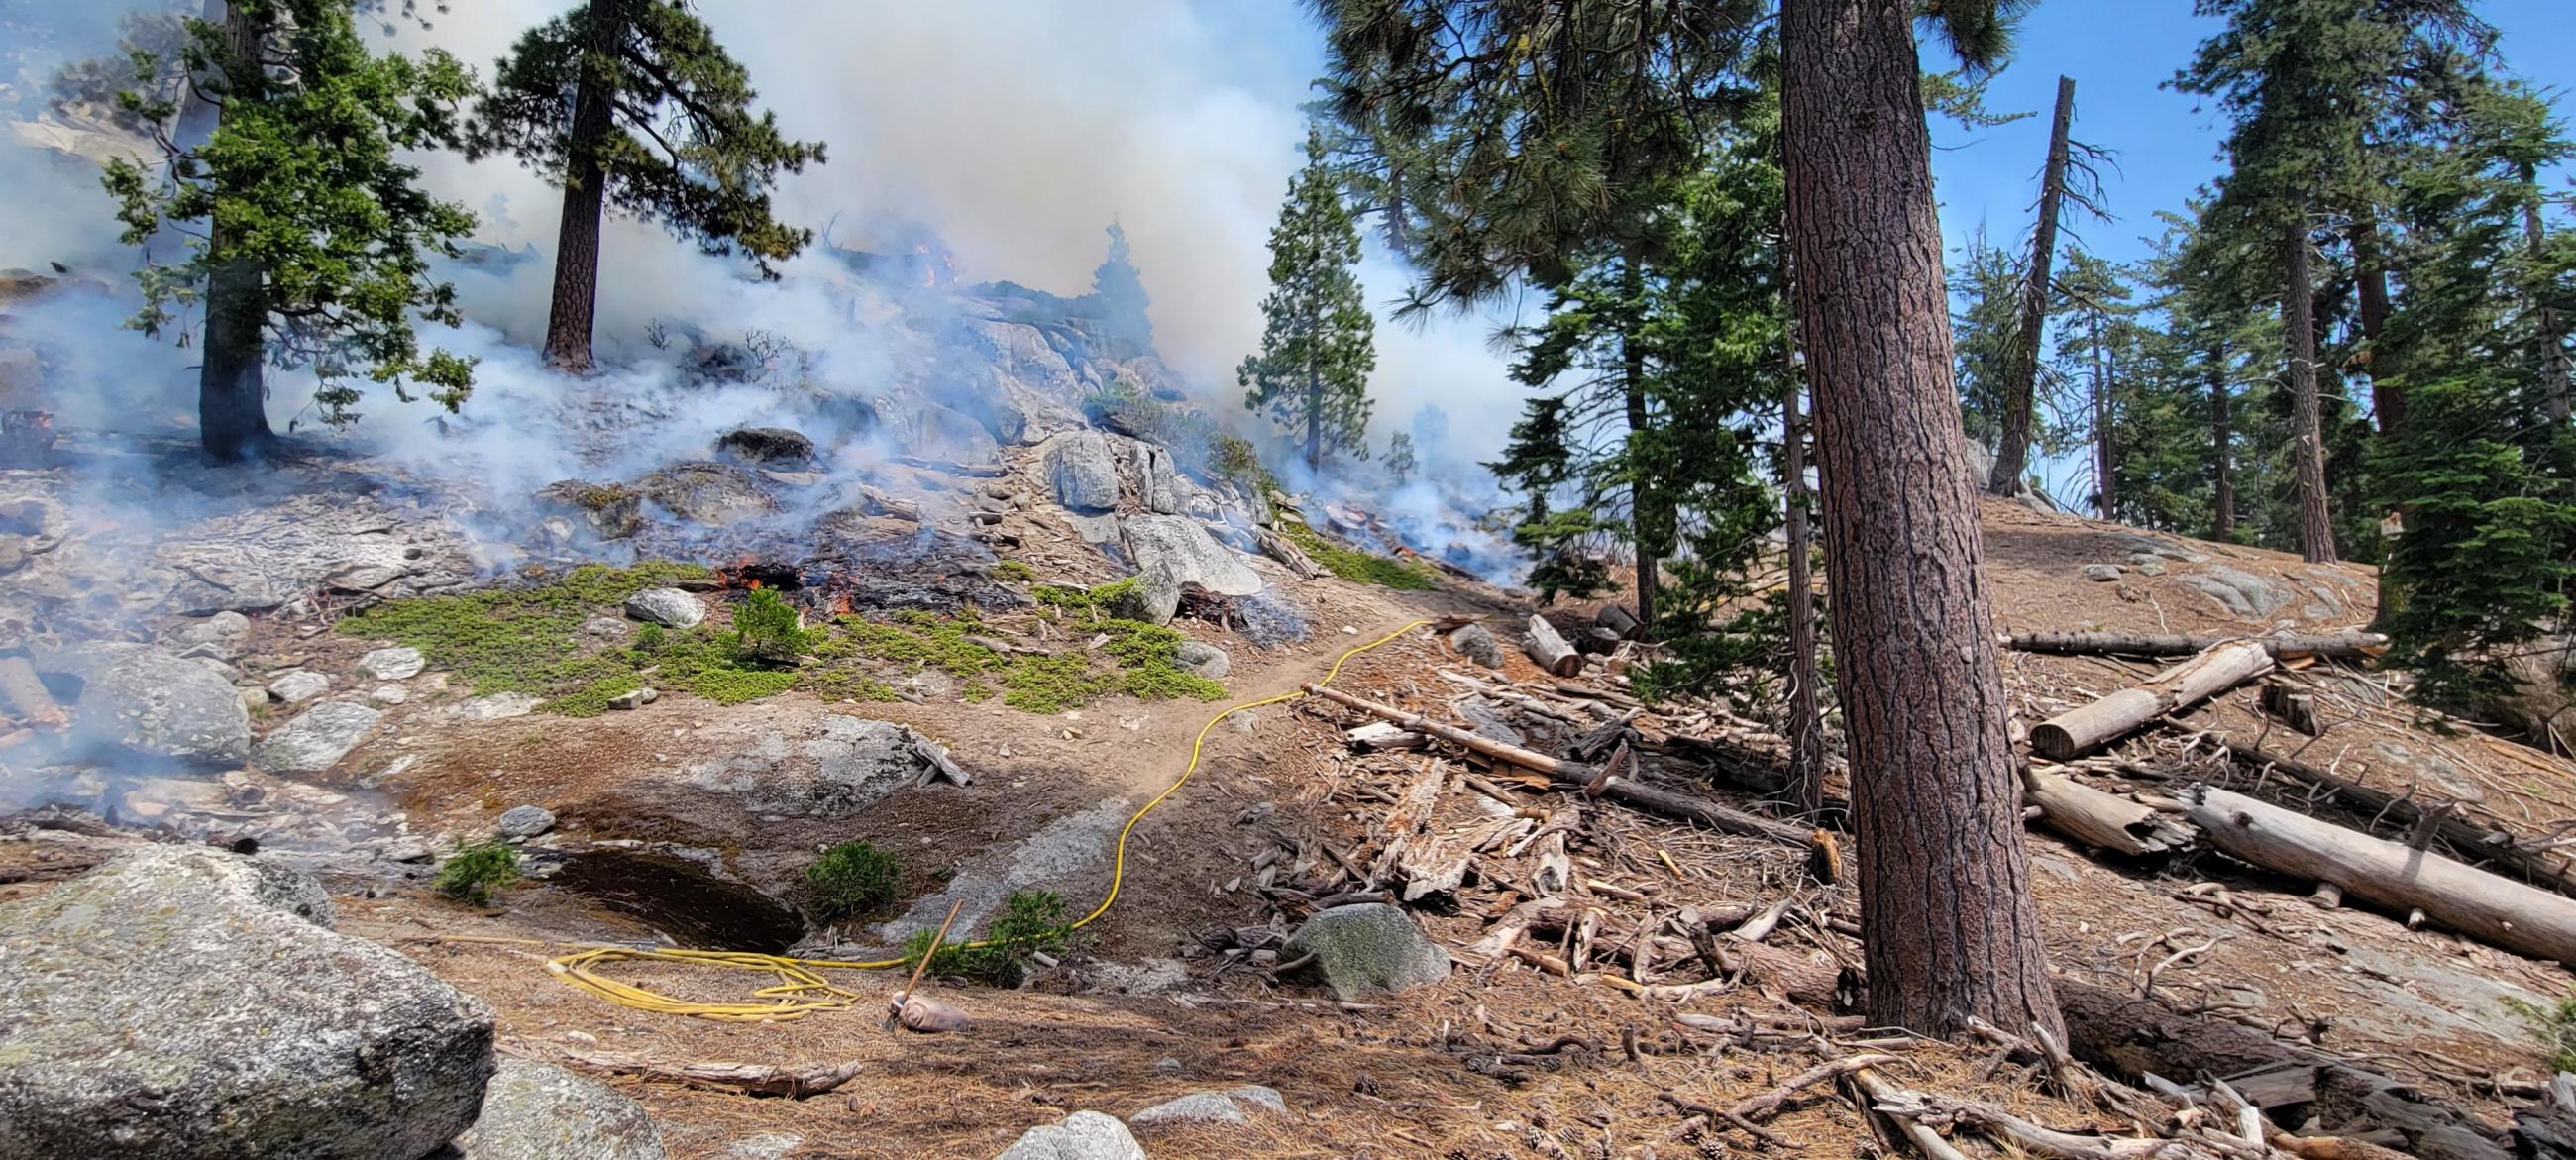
<box><xmin>1780</xmin><ymin>228</ymin><xmax>1826</xmax><ymax>818</ymax></box>
<box><xmin>198</xmin><ymin>0</ymin><xmax>273</xmax><ymax>462</ymax></box>
<box><xmin>2089</xmin><ymin>309</ymin><xmax>2112</xmax><ymax>520</ymax></box>
<box><xmin>543</xmin><ymin>0</ymin><xmax>632</xmax><ymax>373</ymax></box>
<box><xmin>2527</xmin><ymin>162</ymin><xmax>2572</xmax><ymax>428</ymax></box>
<box><xmin>2208</xmin><ymin>343</ymin><xmax>2234</xmax><ymax>541</ymax></box>
<box><xmin>1782</xmin><ymin>0</ymin><xmax>2061</xmax><ymax>1039</ymax></box>
<box><xmin>2283</xmin><ymin>215</ymin><xmax>2338</xmax><ymax>564</ymax></box>
<box><xmin>2353</xmin><ymin>219</ymin><xmax>2399</xmax><ymax>435</ymax></box>
<box><xmin>1987</xmin><ymin>75</ymin><xmax>2077</xmax><ymax>496</ymax></box>
<box><xmin>1305</xmin><ymin>365</ymin><xmax>1323</xmax><ymax>472</ymax></box>
<box><xmin>1621</xmin><ymin>253</ymin><xmax>1662</xmax><ymax>632</ymax></box>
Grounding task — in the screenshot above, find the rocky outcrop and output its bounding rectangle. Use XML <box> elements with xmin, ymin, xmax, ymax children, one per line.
<box><xmin>912</xmin><ymin>404</ymin><xmax>1003</xmax><ymax>465</ymax></box>
<box><xmin>256</xmin><ymin>700</ymin><xmax>385</xmax><ymax>773</ymax></box>
<box><xmin>35</xmin><ymin>643</ymin><xmax>251</xmax><ymax>765</ymax></box>
<box><xmin>0</xmin><ymin>847</ymin><xmax>495</xmax><ymax>1160</ymax></box>
<box><xmin>1123</xmin><ymin>515</ymin><xmax>1261</xmax><ymax>596</ymax></box>
<box><xmin>494</xmin><ymin>804</ymin><xmax>556</xmax><ymax>840</ymax></box>
<box><xmin>446</xmin><ymin>1059</ymin><xmax>666</xmax><ymax>1160</ymax></box>
<box><xmin>1282</xmin><ymin>902</ymin><xmax>1451</xmax><ymax>1001</ymax></box>
<box><xmin>1135</xmin><ymin>443</ymin><xmax>1182</xmax><ymax>515</ymax></box>
<box><xmin>1174</xmin><ymin>641</ymin><xmax>1229</xmax><ymax>680</ymax></box>
<box><xmin>994</xmin><ymin>1110</ymin><xmax>1146</xmax><ymax>1160</ymax></box>
<box><xmin>1044</xmin><ymin>432</ymin><xmax>1122</xmax><ymax>513</ymax></box>
<box><xmin>534</xmin><ymin>480</ymin><xmax>644</xmax><ymax>540</ymax></box>
<box><xmin>713</xmin><ymin>426</ymin><xmax>816</xmax><ymax>469</ymax></box>
<box><xmin>636</xmin><ymin>462</ymin><xmax>779</xmax><ymax>526</ymax></box>
<box><xmin>2185</xmin><ymin>566</ymin><xmax>2294</xmax><ymax>620</ymax></box>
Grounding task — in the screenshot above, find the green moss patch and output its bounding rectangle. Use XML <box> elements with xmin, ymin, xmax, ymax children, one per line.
<box><xmin>1277</xmin><ymin>519</ymin><xmax>1437</xmax><ymax>590</ymax></box>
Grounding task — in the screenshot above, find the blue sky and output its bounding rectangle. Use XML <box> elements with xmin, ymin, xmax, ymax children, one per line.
<box><xmin>1177</xmin><ymin>1</ymin><xmax>2576</xmax><ymax>481</ymax></box>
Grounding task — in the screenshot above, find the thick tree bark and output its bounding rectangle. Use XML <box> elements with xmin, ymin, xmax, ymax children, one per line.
<box><xmin>2207</xmin><ymin>342</ymin><xmax>2234</xmax><ymax>541</ymax></box>
<box><xmin>2525</xmin><ymin>162</ymin><xmax>2572</xmax><ymax>428</ymax></box>
<box><xmin>1781</xmin><ymin>0</ymin><xmax>2061</xmax><ymax>1040</ymax></box>
<box><xmin>1782</xmin><ymin>316</ymin><xmax>1827</xmax><ymax>818</ymax></box>
<box><xmin>2283</xmin><ymin>216</ymin><xmax>2338</xmax><ymax>564</ymax></box>
<box><xmin>2353</xmin><ymin>218</ymin><xmax>2399</xmax><ymax>436</ymax></box>
<box><xmin>197</xmin><ymin>0</ymin><xmax>273</xmax><ymax>462</ymax></box>
<box><xmin>543</xmin><ymin>0</ymin><xmax>632</xmax><ymax>373</ymax></box>
<box><xmin>1988</xmin><ymin>76</ymin><xmax>2076</xmax><ymax>497</ymax></box>
<box><xmin>1621</xmin><ymin>254</ymin><xmax>1663</xmax><ymax>633</ymax></box>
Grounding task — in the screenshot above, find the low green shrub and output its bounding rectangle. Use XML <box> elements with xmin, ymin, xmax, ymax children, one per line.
<box><xmin>2507</xmin><ymin>996</ymin><xmax>2576</xmax><ymax>1073</ymax></box>
<box><xmin>434</xmin><ymin>840</ymin><xmax>521</xmax><ymax>907</ymax></box>
<box><xmin>1277</xmin><ymin>519</ymin><xmax>1437</xmax><ymax>590</ymax></box>
<box><xmin>992</xmin><ymin>560</ymin><xmax>1035</xmax><ymax>582</ymax></box>
<box><xmin>726</xmin><ymin>587</ymin><xmax>816</xmax><ymax>665</ymax></box>
<box><xmin>903</xmin><ymin>889</ymin><xmax>1071</xmax><ymax>986</ymax></box>
<box><xmin>805</xmin><ymin>840</ymin><xmax>903</xmax><ymax>921</ymax></box>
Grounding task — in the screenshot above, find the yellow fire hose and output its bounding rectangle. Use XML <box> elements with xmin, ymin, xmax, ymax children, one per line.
<box><xmin>544</xmin><ymin>618</ymin><xmax>1435</xmax><ymax>1021</ymax></box>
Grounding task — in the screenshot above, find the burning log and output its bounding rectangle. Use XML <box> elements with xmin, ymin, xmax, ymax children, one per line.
<box><xmin>856</xmin><ymin>485</ymin><xmax>920</xmax><ymax>522</ymax></box>
<box><xmin>2028</xmin><ymin>641</ymin><xmax>2273</xmax><ymax>760</ymax></box>
<box><xmin>2005</xmin><ymin>630</ymin><xmax>2388</xmax><ymax>660</ymax></box>
<box><xmin>1524</xmin><ymin>615</ymin><xmax>1581</xmax><ymax>677</ymax></box>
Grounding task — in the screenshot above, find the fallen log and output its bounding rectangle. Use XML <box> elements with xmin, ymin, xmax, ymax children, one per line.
<box><xmin>545</xmin><ymin>1048</ymin><xmax>864</xmax><ymax>1098</ymax></box>
<box><xmin>2031</xmin><ymin>642</ymin><xmax>2274</xmax><ymax>760</ymax></box>
<box><xmin>1525</xmin><ymin>615</ymin><xmax>1582</xmax><ymax>677</ymax></box>
<box><xmin>2183</xmin><ymin>785</ymin><xmax>2576</xmax><ymax>966</ymax></box>
<box><xmin>1589</xmin><ymin>778</ymin><xmax>1817</xmax><ymax>849</ymax></box>
<box><xmin>2005</xmin><ymin>630</ymin><xmax>2389</xmax><ymax>660</ymax></box>
<box><xmin>1594</xmin><ymin>603</ymin><xmax>1642</xmax><ymax>639</ymax></box>
<box><xmin>1303</xmin><ymin>684</ymin><xmax>1587</xmax><ymax>778</ymax></box>
<box><xmin>2213</xmin><ymin>735</ymin><xmax>2576</xmax><ymax>897</ymax></box>
<box><xmin>1344</xmin><ymin>721</ymin><xmax>1427</xmax><ymax>752</ymax></box>
<box><xmin>2022</xmin><ymin>769</ymin><xmax>2196</xmax><ymax>857</ymax></box>
<box><xmin>1254</xmin><ymin>528</ymin><xmax>1322</xmax><ymax>580</ymax></box>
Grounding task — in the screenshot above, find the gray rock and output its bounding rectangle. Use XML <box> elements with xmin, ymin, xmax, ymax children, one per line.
<box><xmin>258</xmin><ymin>701</ymin><xmax>385</xmax><ymax>773</ymax></box>
<box><xmin>1135</xmin><ymin>442</ymin><xmax>1182</xmax><ymax>515</ymax></box>
<box><xmin>1128</xmin><ymin>1086</ymin><xmax>1286</xmax><ymax>1127</ymax></box>
<box><xmin>1449</xmin><ymin>624</ymin><xmax>1506</xmax><ymax>669</ymax></box>
<box><xmin>995</xmin><ymin>1110</ymin><xmax>1146</xmax><ymax>1160</ymax></box>
<box><xmin>534</xmin><ymin>480</ymin><xmax>644</xmax><ymax>540</ymax></box>
<box><xmin>1174</xmin><ymin>640</ymin><xmax>1230</xmax><ymax>680</ymax></box>
<box><xmin>1121</xmin><ymin>514</ymin><xmax>1263</xmax><ymax>613</ymax></box>
<box><xmin>1283</xmin><ymin>902</ymin><xmax>1451</xmax><ymax>1001</ymax></box>
<box><xmin>450</xmin><ymin>1058</ymin><xmax>665</xmax><ymax>1160</ymax></box>
<box><xmin>1045</xmin><ymin>431</ymin><xmax>1122</xmax><ymax>513</ymax></box>
<box><xmin>2185</xmin><ymin>566</ymin><xmax>2292</xmax><ymax>619</ymax></box>
<box><xmin>608</xmin><ymin>687</ymin><xmax>659</xmax><ymax>710</ymax></box>
<box><xmin>636</xmin><ymin>462</ymin><xmax>779</xmax><ymax>526</ymax></box>
<box><xmin>680</xmin><ymin>716</ymin><xmax>953</xmax><ymax>818</ymax></box>
<box><xmin>174</xmin><ymin>610</ymin><xmax>253</xmax><ymax>651</ymax></box>
<box><xmin>1101</xmin><ymin>569</ymin><xmax>1184</xmax><ymax>626</ymax></box>
<box><xmin>2128</xmin><ymin>554</ymin><xmax>2168</xmax><ymax>577</ymax></box>
<box><xmin>167</xmin><ymin>566</ymin><xmax>285</xmax><ymax>615</ymax></box>
<box><xmin>581</xmin><ymin>615</ymin><xmax>633</xmax><ymax>639</ymax></box>
<box><xmin>359</xmin><ymin>646</ymin><xmax>427</xmax><ymax>680</ymax></box>
<box><xmin>713</xmin><ymin>426</ymin><xmax>815</xmax><ymax>469</ymax></box>
<box><xmin>624</xmin><ymin>587</ymin><xmax>705</xmax><ymax>628</ymax></box>
<box><xmin>2111</xmin><ymin>532</ymin><xmax>2208</xmax><ymax>563</ymax></box>
<box><xmin>2081</xmin><ymin>564</ymin><xmax>2124</xmax><ymax>582</ymax></box>
<box><xmin>0</xmin><ymin>847</ymin><xmax>494</xmax><ymax>1160</ymax></box>
<box><xmin>326</xmin><ymin>562</ymin><xmax>408</xmax><ymax>592</ymax></box>
<box><xmin>456</xmin><ymin>692</ymin><xmax>542</xmax><ymax>721</ymax></box>
<box><xmin>371</xmin><ymin>684</ymin><xmax>410</xmax><ymax>705</ymax></box>
<box><xmin>268</xmin><ymin>669</ymin><xmax>333</xmax><ymax>703</ymax></box>
<box><xmin>495</xmin><ymin>804</ymin><xmax>557</xmax><ymax>840</ymax></box>
<box><xmin>38</xmin><ymin>644</ymin><xmax>252</xmax><ymax>765</ymax></box>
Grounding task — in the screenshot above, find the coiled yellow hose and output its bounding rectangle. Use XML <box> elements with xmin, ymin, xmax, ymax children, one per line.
<box><xmin>545</xmin><ymin>618</ymin><xmax>1434</xmax><ymax>1021</ymax></box>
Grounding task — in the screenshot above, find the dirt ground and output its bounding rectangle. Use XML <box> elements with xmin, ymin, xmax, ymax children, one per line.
<box><xmin>14</xmin><ymin>486</ymin><xmax>2570</xmax><ymax>1159</ymax></box>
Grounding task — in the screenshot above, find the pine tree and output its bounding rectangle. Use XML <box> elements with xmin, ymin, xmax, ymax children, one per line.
<box><xmin>1239</xmin><ymin>127</ymin><xmax>1377</xmax><ymax>473</ymax></box>
<box><xmin>1089</xmin><ymin>223</ymin><xmax>1155</xmax><ymax>356</ymax></box>
<box><xmin>101</xmin><ymin>0</ymin><xmax>479</xmax><ymax>462</ymax></box>
<box><xmin>1782</xmin><ymin>0</ymin><xmax>2063</xmax><ymax>1038</ymax></box>
<box><xmin>1383</xmin><ymin>431</ymin><xmax>1418</xmax><ymax>483</ymax></box>
<box><xmin>471</xmin><ymin>0</ymin><xmax>825</xmax><ymax>372</ymax></box>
